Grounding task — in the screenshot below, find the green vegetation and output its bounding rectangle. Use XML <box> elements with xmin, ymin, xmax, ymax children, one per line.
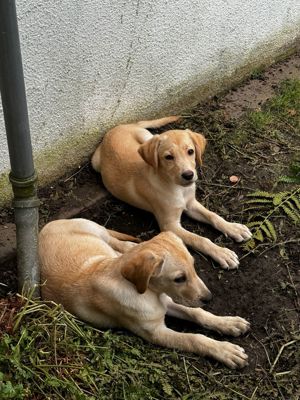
<box><xmin>279</xmin><ymin>160</ymin><xmax>300</xmax><ymax>184</ymax></box>
<box><xmin>1</xmin><ymin>296</ymin><xmax>299</xmax><ymax>399</ymax></box>
<box><xmin>241</xmin><ymin>80</ymin><xmax>300</xmax><ymax>250</ymax></box>
<box><xmin>243</xmin><ymin>188</ymin><xmax>300</xmax><ymax>250</ymax></box>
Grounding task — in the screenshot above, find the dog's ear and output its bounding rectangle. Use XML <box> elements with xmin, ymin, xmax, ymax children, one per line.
<box><xmin>121</xmin><ymin>250</ymin><xmax>164</xmax><ymax>294</ymax></box>
<box><xmin>189</xmin><ymin>131</ymin><xmax>207</xmax><ymax>165</ymax></box>
<box><xmin>138</xmin><ymin>135</ymin><xmax>160</xmax><ymax>169</ymax></box>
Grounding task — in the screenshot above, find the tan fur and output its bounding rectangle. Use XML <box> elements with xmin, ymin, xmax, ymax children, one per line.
<box><xmin>39</xmin><ymin>218</ymin><xmax>250</xmax><ymax>368</ymax></box>
<box><xmin>91</xmin><ymin>116</ymin><xmax>252</xmax><ymax>269</ymax></box>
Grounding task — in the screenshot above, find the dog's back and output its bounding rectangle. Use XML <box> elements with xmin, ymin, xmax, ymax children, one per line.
<box><xmin>91</xmin><ymin>116</ymin><xmax>179</xmax><ymax>172</ymax></box>
<box><xmin>39</xmin><ymin>219</ymin><xmax>118</xmax><ymax>305</ymax></box>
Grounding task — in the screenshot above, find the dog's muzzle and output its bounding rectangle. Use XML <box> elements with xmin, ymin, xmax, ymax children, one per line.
<box><xmin>181</xmin><ymin>170</ymin><xmax>194</xmax><ymax>181</ymax></box>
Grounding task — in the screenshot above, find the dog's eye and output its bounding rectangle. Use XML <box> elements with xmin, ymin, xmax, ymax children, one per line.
<box><xmin>187</xmin><ymin>149</ymin><xmax>194</xmax><ymax>155</ymax></box>
<box><xmin>165</xmin><ymin>154</ymin><xmax>174</xmax><ymax>160</ymax></box>
<box><xmin>174</xmin><ymin>275</ymin><xmax>187</xmax><ymax>283</ymax></box>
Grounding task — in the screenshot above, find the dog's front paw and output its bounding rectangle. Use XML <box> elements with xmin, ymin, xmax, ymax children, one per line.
<box><xmin>223</xmin><ymin>223</ymin><xmax>252</xmax><ymax>242</ymax></box>
<box><xmin>216</xmin><ymin>316</ymin><xmax>250</xmax><ymax>337</ymax></box>
<box><xmin>213</xmin><ymin>246</ymin><xmax>239</xmax><ymax>269</ymax></box>
<box><xmin>213</xmin><ymin>342</ymin><xmax>249</xmax><ymax>369</ymax></box>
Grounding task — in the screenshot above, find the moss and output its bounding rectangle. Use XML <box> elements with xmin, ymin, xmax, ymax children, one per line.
<box><xmin>0</xmin><ymin>125</ymin><xmax>102</xmax><ymax>206</ymax></box>
<box><xmin>0</xmin><ymin>173</ymin><xmax>12</xmax><ymax>205</ymax></box>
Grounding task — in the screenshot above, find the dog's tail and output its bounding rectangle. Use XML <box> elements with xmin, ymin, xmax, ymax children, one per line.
<box><xmin>91</xmin><ymin>146</ymin><xmax>101</xmax><ymax>172</ymax></box>
<box><xmin>136</xmin><ymin>116</ymin><xmax>180</xmax><ymax>129</ymax></box>
<box><xmin>108</xmin><ymin>229</ymin><xmax>141</xmax><ymax>243</ymax></box>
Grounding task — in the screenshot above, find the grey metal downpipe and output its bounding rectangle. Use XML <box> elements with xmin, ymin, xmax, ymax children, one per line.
<box><xmin>0</xmin><ymin>0</ymin><xmax>40</xmax><ymax>296</ymax></box>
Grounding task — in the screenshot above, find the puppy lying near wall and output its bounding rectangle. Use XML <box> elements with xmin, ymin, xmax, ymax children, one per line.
<box><xmin>39</xmin><ymin>218</ymin><xmax>250</xmax><ymax>368</ymax></box>
<box><xmin>91</xmin><ymin>116</ymin><xmax>252</xmax><ymax>269</ymax></box>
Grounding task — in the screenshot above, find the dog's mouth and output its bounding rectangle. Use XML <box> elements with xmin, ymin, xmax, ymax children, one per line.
<box><xmin>172</xmin><ymin>296</ymin><xmax>204</xmax><ymax>308</ymax></box>
<box><xmin>180</xmin><ymin>179</ymin><xmax>196</xmax><ymax>187</ymax></box>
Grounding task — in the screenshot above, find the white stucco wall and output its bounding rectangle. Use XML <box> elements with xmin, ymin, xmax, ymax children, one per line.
<box><xmin>0</xmin><ymin>0</ymin><xmax>300</xmax><ymax>203</ymax></box>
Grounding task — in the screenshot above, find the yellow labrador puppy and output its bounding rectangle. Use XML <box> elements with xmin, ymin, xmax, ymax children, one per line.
<box><xmin>39</xmin><ymin>218</ymin><xmax>250</xmax><ymax>369</ymax></box>
<box><xmin>92</xmin><ymin>116</ymin><xmax>252</xmax><ymax>269</ymax></box>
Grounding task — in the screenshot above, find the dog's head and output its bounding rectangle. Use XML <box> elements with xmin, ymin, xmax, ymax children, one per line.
<box><xmin>138</xmin><ymin>129</ymin><xmax>206</xmax><ymax>187</ymax></box>
<box><xmin>121</xmin><ymin>232</ymin><xmax>211</xmax><ymax>306</ymax></box>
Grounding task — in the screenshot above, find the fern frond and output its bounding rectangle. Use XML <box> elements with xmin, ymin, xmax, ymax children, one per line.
<box><xmin>243</xmin><ymin>205</ymin><xmax>271</xmax><ymax>213</ymax></box>
<box><xmin>290</xmin><ymin>194</ymin><xmax>300</xmax><ymax>211</ymax></box>
<box><xmin>264</xmin><ymin>220</ymin><xmax>277</xmax><ymax>241</ymax></box>
<box><xmin>286</xmin><ymin>199</ymin><xmax>300</xmax><ymax>212</ymax></box>
<box><xmin>290</xmin><ymin>161</ymin><xmax>300</xmax><ymax>174</ymax></box>
<box><xmin>246</xmin><ymin>198</ymin><xmax>273</xmax><ymax>204</ymax></box>
<box><xmin>253</xmin><ymin>229</ymin><xmax>264</xmax><ymax>242</ymax></box>
<box><xmin>278</xmin><ymin>175</ymin><xmax>300</xmax><ymax>184</ymax></box>
<box><xmin>261</xmin><ymin>223</ymin><xmax>273</xmax><ymax>239</ymax></box>
<box><xmin>243</xmin><ymin>238</ymin><xmax>256</xmax><ymax>251</ymax></box>
<box><xmin>247</xmin><ymin>191</ymin><xmax>275</xmax><ymax>198</ymax></box>
<box><xmin>281</xmin><ymin>204</ymin><xmax>300</xmax><ymax>223</ymax></box>
<box><xmin>242</xmin><ymin>188</ymin><xmax>299</xmax><ymax>251</ymax></box>
<box><xmin>273</xmin><ymin>192</ymin><xmax>289</xmax><ymax>206</ymax></box>
<box><xmin>246</xmin><ymin>220</ymin><xmax>264</xmax><ymax>228</ymax></box>
<box><xmin>278</xmin><ymin>161</ymin><xmax>300</xmax><ymax>183</ymax></box>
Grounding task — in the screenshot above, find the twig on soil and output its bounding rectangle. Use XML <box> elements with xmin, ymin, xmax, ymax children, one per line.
<box><xmin>249</xmin><ymin>386</ymin><xmax>259</xmax><ymax>400</ymax></box>
<box><xmin>198</xmin><ymin>181</ymin><xmax>255</xmax><ymax>191</ymax></box>
<box><xmin>269</xmin><ymin>339</ymin><xmax>298</xmax><ymax>374</ymax></box>
<box><xmin>226</xmin><ymin>143</ymin><xmax>257</xmax><ymax>161</ymax></box>
<box><xmin>239</xmin><ymin>238</ymin><xmax>300</xmax><ymax>261</ymax></box>
<box><xmin>64</xmin><ymin>162</ymin><xmax>89</xmax><ymax>183</ymax></box>
<box><xmin>182</xmin><ymin>357</ymin><xmax>192</xmax><ymax>392</ymax></box>
<box><xmin>274</xmin><ymin>370</ymin><xmax>292</xmax><ymax>377</ymax></box>
<box><xmin>250</xmin><ymin>333</ymin><xmax>272</xmax><ymax>368</ymax></box>
<box><xmin>192</xmin><ymin>249</ymin><xmax>209</xmax><ymax>262</ymax></box>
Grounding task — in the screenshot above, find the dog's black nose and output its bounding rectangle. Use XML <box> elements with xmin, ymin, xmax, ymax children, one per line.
<box><xmin>181</xmin><ymin>170</ymin><xmax>194</xmax><ymax>181</ymax></box>
<box><xmin>201</xmin><ymin>290</ymin><xmax>212</xmax><ymax>303</ymax></box>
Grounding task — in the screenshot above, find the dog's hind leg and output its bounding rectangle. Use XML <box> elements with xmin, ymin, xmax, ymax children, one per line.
<box><xmin>72</xmin><ymin>219</ymin><xmax>139</xmax><ymax>253</ymax></box>
<box><xmin>107</xmin><ymin>230</ymin><xmax>140</xmax><ymax>253</ymax></box>
<box><xmin>107</xmin><ymin>230</ymin><xmax>140</xmax><ymax>243</ymax></box>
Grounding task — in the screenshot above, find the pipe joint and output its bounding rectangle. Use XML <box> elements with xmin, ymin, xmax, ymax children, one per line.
<box><xmin>9</xmin><ymin>171</ymin><xmax>38</xmax><ymax>200</ymax></box>
<box><xmin>12</xmin><ymin>197</ymin><xmax>40</xmax><ymax>209</ymax></box>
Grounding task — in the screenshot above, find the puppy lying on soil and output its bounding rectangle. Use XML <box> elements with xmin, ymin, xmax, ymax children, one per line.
<box><xmin>39</xmin><ymin>218</ymin><xmax>250</xmax><ymax>368</ymax></box>
<box><xmin>91</xmin><ymin>116</ymin><xmax>252</xmax><ymax>269</ymax></box>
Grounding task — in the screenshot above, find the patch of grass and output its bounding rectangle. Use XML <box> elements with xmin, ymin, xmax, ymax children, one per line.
<box><xmin>247</xmin><ymin>110</ymin><xmax>274</xmax><ymax>130</ymax></box>
<box><xmin>269</xmin><ymin>80</ymin><xmax>300</xmax><ymax>115</ymax></box>
<box><xmin>249</xmin><ymin>67</ymin><xmax>265</xmax><ymax>80</ymax></box>
<box><xmin>0</xmin><ymin>295</ymin><xmax>299</xmax><ymax>399</ymax></box>
<box><xmin>243</xmin><ymin>80</ymin><xmax>300</xmax><ymax>139</ymax></box>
